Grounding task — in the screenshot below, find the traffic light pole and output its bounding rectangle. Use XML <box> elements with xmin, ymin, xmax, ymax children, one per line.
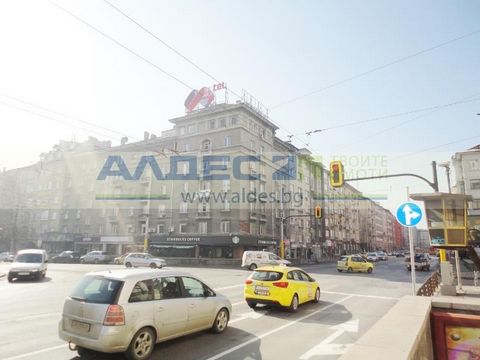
<box><xmin>344</xmin><ymin>161</ymin><xmax>439</xmax><ymax>192</ymax></box>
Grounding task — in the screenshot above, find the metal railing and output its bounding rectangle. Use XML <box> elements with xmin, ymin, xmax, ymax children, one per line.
<box><xmin>417</xmin><ymin>271</ymin><xmax>440</xmax><ymax>296</ymax></box>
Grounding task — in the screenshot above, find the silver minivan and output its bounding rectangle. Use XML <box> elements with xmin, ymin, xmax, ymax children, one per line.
<box><xmin>58</xmin><ymin>269</ymin><xmax>232</xmax><ymax>360</ymax></box>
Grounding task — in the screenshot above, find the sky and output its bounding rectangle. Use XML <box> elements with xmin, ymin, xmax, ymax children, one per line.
<box><xmin>0</xmin><ymin>0</ymin><xmax>479</xmax><ymax>222</ymax></box>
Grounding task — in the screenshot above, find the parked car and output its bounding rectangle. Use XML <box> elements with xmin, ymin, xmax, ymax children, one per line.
<box><xmin>79</xmin><ymin>251</ymin><xmax>113</xmax><ymax>264</ymax></box>
<box><xmin>8</xmin><ymin>249</ymin><xmax>48</xmax><ymax>282</ymax></box>
<box><xmin>58</xmin><ymin>269</ymin><xmax>231</xmax><ymax>360</ymax></box>
<box><xmin>124</xmin><ymin>253</ymin><xmax>166</xmax><ymax>269</ymax></box>
<box><xmin>241</xmin><ymin>250</ymin><xmax>291</xmax><ymax>271</ymax></box>
<box><xmin>337</xmin><ymin>255</ymin><xmax>374</xmax><ymax>273</ymax></box>
<box><xmin>244</xmin><ymin>265</ymin><xmax>320</xmax><ymax>312</ymax></box>
<box><xmin>114</xmin><ymin>253</ymin><xmax>130</xmax><ymax>265</ymax></box>
<box><xmin>0</xmin><ymin>252</ymin><xmax>14</xmax><ymax>262</ymax></box>
<box><xmin>376</xmin><ymin>251</ymin><xmax>388</xmax><ymax>261</ymax></box>
<box><xmin>51</xmin><ymin>251</ymin><xmax>81</xmax><ymax>263</ymax></box>
<box><xmin>366</xmin><ymin>252</ymin><xmax>379</xmax><ymax>262</ymax></box>
<box><xmin>405</xmin><ymin>253</ymin><xmax>431</xmax><ymax>271</ymax></box>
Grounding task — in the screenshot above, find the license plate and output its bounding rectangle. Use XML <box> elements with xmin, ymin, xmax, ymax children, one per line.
<box><xmin>18</xmin><ymin>272</ymin><xmax>30</xmax><ymax>276</ymax></box>
<box><xmin>71</xmin><ymin>320</ymin><xmax>90</xmax><ymax>332</ymax></box>
<box><xmin>254</xmin><ymin>286</ymin><xmax>270</xmax><ymax>296</ymax></box>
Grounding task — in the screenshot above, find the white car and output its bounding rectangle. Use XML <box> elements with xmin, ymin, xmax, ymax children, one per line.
<box><xmin>241</xmin><ymin>251</ymin><xmax>291</xmax><ymax>270</ymax></box>
<box><xmin>124</xmin><ymin>253</ymin><xmax>166</xmax><ymax>269</ymax></box>
<box><xmin>366</xmin><ymin>252</ymin><xmax>379</xmax><ymax>262</ymax></box>
<box><xmin>8</xmin><ymin>249</ymin><xmax>48</xmax><ymax>282</ymax></box>
<box><xmin>58</xmin><ymin>269</ymin><xmax>231</xmax><ymax>360</ymax></box>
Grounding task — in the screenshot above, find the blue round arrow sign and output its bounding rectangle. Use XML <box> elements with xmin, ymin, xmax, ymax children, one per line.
<box><xmin>396</xmin><ymin>202</ymin><xmax>423</xmax><ymax>227</ymax></box>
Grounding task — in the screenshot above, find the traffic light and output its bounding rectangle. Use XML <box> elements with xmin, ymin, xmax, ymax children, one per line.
<box><xmin>329</xmin><ymin>161</ymin><xmax>344</xmax><ymax>187</ymax></box>
<box><xmin>314</xmin><ymin>206</ymin><xmax>322</xmax><ymax>218</ymax></box>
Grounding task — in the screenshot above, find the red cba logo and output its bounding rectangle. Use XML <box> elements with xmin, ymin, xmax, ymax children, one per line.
<box><xmin>184</xmin><ymin>87</ymin><xmax>215</xmax><ymax>112</ymax></box>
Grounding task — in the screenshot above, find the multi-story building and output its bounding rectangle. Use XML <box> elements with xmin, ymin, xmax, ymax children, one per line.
<box><xmin>0</xmin><ymin>99</ymin><xmax>403</xmax><ymax>259</ymax></box>
<box><xmin>452</xmin><ymin>145</ymin><xmax>480</xmax><ymax>232</ymax></box>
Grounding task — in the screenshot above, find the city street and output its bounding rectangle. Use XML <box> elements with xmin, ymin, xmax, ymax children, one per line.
<box><xmin>0</xmin><ymin>257</ymin><xmax>437</xmax><ymax>360</ymax></box>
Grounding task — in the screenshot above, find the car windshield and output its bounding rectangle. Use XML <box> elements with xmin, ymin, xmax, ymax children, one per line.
<box><xmin>15</xmin><ymin>254</ymin><xmax>42</xmax><ymax>263</ymax></box>
<box><xmin>251</xmin><ymin>271</ymin><xmax>283</xmax><ymax>282</ymax></box>
<box><xmin>70</xmin><ymin>276</ymin><xmax>123</xmax><ymax>304</ymax></box>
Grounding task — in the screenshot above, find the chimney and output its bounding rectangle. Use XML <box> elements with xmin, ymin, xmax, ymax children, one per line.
<box><xmin>121</xmin><ymin>137</ymin><xmax>128</xmax><ymax>146</ymax></box>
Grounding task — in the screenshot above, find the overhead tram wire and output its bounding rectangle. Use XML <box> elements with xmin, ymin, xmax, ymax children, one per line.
<box><xmin>302</xmin><ymin>96</ymin><xmax>480</xmax><ymax>136</ymax></box>
<box><xmin>0</xmin><ymin>92</ymin><xmax>138</xmax><ymax>141</ymax></box>
<box><xmin>271</xmin><ymin>28</ymin><xmax>480</xmax><ymax>110</ymax></box>
<box><xmin>100</xmin><ymin>0</ymin><xmax>314</xmax><ymax>154</ymax></box>
<box><xmin>103</xmin><ymin>0</ymin><xmax>222</xmax><ymax>85</ymax></box>
<box><xmin>49</xmin><ymin>1</ymin><xmax>193</xmax><ymax>91</ymax></box>
<box><xmin>0</xmin><ymin>100</ymin><xmax>118</xmax><ymax>141</ymax></box>
<box><xmin>338</xmin><ymin>95</ymin><xmax>480</xmax><ymax>152</ymax></box>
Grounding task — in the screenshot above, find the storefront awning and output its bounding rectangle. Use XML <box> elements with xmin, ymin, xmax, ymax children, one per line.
<box><xmin>151</xmin><ymin>245</ymin><xmax>196</xmax><ymax>249</ymax></box>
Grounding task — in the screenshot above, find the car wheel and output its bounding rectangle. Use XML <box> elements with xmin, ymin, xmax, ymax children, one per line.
<box><xmin>36</xmin><ymin>272</ymin><xmax>42</xmax><ymax>281</ymax></box>
<box><xmin>313</xmin><ymin>288</ymin><xmax>320</xmax><ymax>303</ymax></box>
<box><xmin>149</xmin><ymin>263</ymin><xmax>157</xmax><ymax>269</ymax></box>
<box><xmin>367</xmin><ymin>267</ymin><xmax>373</xmax><ymax>274</ymax></box>
<box><xmin>337</xmin><ymin>269</ymin><xmax>342</xmax><ymax>272</ymax></box>
<box><xmin>7</xmin><ymin>276</ymin><xmax>13</xmax><ymax>283</ymax></box>
<box><xmin>347</xmin><ymin>267</ymin><xmax>353</xmax><ymax>273</ymax></box>
<box><xmin>125</xmin><ymin>262</ymin><xmax>132</xmax><ymax>268</ymax></box>
<box><xmin>125</xmin><ymin>327</ymin><xmax>155</xmax><ymax>360</ymax></box>
<box><xmin>426</xmin><ymin>266</ymin><xmax>430</xmax><ymax>271</ymax></box>
<box><xmin>94</xmin><ymin>259</ymin><xmax>99</xmax><ymax>264</ymax></box>
<box><xmin>289</xmin><ymin>294</ymin><xmax>299</xmax><ymax>312</ymax></box>
<box><xmin>211</xmin><ymin>308</ymin><xmax>229</xmax><ymax>333</ymax></box>
<box><xmin>80</xmin><ymin>259</ymin><xmax>84</xmax><ymax>264</ymax></box>
<box><xmin>247</xmin><ymin>301</ymin><xmax>257</xmax><ymax>309</ymax></box>
<box><xmin>249</xmin><ymin>263</ymin><xmax>257</xmax><ymax>271</ymax></box>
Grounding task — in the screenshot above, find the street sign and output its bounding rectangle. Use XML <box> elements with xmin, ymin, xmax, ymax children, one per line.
<box><xmin>396</xmin><ymin>202</ymin><xmax>422</xmax><ymax>227</ymax></box>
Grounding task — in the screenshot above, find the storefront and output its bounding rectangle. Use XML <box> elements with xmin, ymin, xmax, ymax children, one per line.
<box><xmin>40</xmin><ymin>232</ymin><xmax>82</xmax><ymax>254</ymax></box>
<box><xmin>74</xmin><ymin>236</ymin><xmax>141</xmax><ymax>256</ymax></box>
<box><xmin>149</xmin><ymin>234</ymin><xmax>278</xmax><ymax>259</ymax></box>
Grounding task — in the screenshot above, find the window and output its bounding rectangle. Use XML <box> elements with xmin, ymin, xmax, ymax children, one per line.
<box><xmin>157</xmin><ymin>223</ymin><xmax>165</xmax><ymax>234</ymax></box>
<box><xmin>231</xmin><ymin>115</ymin><xmax>238</xmax><ymax>125</ymax></box>
<box><xmin>179</xmin><ymin>127</ymin><xmax>185</xmax><ymax>135</ymax></box>
<box><xmin>188</xmin><ymin>124</ymin><xmax>195</xmax><ymax>134</ymax></box>
<box><xmin>127</xmin><ymin>224</ymin><xmax>134</xmax><ymax>233</ymax></box>
<box><xmin>70</xmin><ymin>276</ymin><xmax>122</xmax><ymax>304</ymax></box>
<box><xmin>219</xmin><ymin>118</ymin><xmax>226</xmax><ymax>127</ymax></box>
<box><xmin>181</xmin><ymin>277</ymin><xmax>206</xmax><ymax>297</ymax></box>
<box><xmin>221</xmin><ymin>221</ymin><xmax>230</xmax><ymax>233</ymax></box>
<box><xmin>180</xmin><ymin>203</ymin><xmax>188</xmax><ymax>213</ymax></box>
<box><xmin>184</xmin><ymin>143</ymin><xmax>191</xmax><ymax>151</ymax></box>
<box><xmin>159</xmin><ymin>277</ymin><xmax>181</xmax><ymax>299</ymax></box>
<box><xmin>129</xmin><ymin>279</ymin><xmax>155</xmax><ymax>302</ymax></box>
<box><xmin>179</xmin><ymin>223</ymin><xmax>187</xmax><ymax>233</ymax></box>
<box><xmin>209</xmin><ymin>120</ymin><xmax>215</xmax><ymax>129</ymax></box>
<box><xmin>471</xmin><ymin>160</ymin><xmax>479</xmax><ymax>170</ymax></box>
<box><xmin>183</xmin><ymin>182</ymin><xmax>189</xmax><ymax>192</ymax></box>
<box><xmin>471</xmin><ymin>180</ymin><xmax>480</xmax><ymax>190</ymax></box>
<box><xmin>223</xmin><ymin>200</ymin><xmax>230</xmax><ymax>211</ymax></box>
<box><xmin>76</xmin><ymin>210</ymin><xmax>81</xmax><ymax>219</ymax></box>
<box><xmin>198</xmin><ymin>222</ymin><xmax>207</xmax><ymax>234</ymax></box>
<box><xmin>222</xmin><ymin>180</ymin><xmax>230</xmax><ymax>192</ymax></box>
<box><xmin>259</xmin><ymin>224</ymin><xmax>265</xmax><ymax>235</ymax></box>
<box><xmin>224</xmin><ymin>136</ymin><xmax>231</xmax><ymax>146</ymax></box>
<box><xmin>158</xmin><ymin>204</ymin><xmax>166</xmax><ymax>216</ymax></box>
<box><xmin>111</xmin><ymin>223</ymin><xmax>118</xmax><ymax>234</ymax></box>
<box><xmin>64</xmin><ymin>211</ymin><xmax>69</xmax><ymax>220</ymax></box>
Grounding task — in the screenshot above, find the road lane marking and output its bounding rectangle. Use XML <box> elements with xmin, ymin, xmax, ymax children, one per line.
<box><xmin>232</xmin><ymin>301</ymin><xmax>244</xmax><ymax>306</ymax></box>
<box><xmin>0</xmin><ymin>312</ymin><xmax>62</xmax><ymax>324</ymax></box>
<box><xmin>299</xmin><ymin>319</ymin><xmax>359</xmax><ymax>358</ymax></box>
<box><xmin>3</xmin><ymin>344</ymin><xmax>67</xmax><ymax>360</ymax></box>
<box><xmin>322</xmin><ymin>291</ymin><xmax>398</xmax><ymax>300</ymax></box>
<box><xmin>206</xmin><ymin>295</ymin><xmax>353</xmax><ymax>360</ymax></box>
<box><xmin>229</xmin><ymin>310</ymin><xmax>265</xmax><ymax>324</ymax></box>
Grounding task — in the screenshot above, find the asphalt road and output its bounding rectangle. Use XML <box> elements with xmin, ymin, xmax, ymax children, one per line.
<box><xmin>0</xmin><ymin>257</ymin><xmax>438</xmax><ymax>360</ymax></box>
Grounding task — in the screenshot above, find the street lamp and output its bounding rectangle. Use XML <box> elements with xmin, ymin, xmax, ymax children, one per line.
<box><xmin>438</xmin><ymin>161</ymin><xmax>452</xmax><ymax>194</ymax></box>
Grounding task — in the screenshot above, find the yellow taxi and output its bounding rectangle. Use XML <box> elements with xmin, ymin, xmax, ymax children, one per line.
<box><xmin>244</xmin><ymin>266</ymin><xmax>320</xmax><ymax>312</ymax></box>
<box><xmin>337</xmin><ymin>255</ymin><xmax>374</xmax><ymax>273</ymax></box>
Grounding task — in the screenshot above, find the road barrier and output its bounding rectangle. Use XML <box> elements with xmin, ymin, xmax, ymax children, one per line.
<box><xmin>417</xmin><ymin>271</ymin><xmax>440</xmax><ymax>296</ymax></box>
